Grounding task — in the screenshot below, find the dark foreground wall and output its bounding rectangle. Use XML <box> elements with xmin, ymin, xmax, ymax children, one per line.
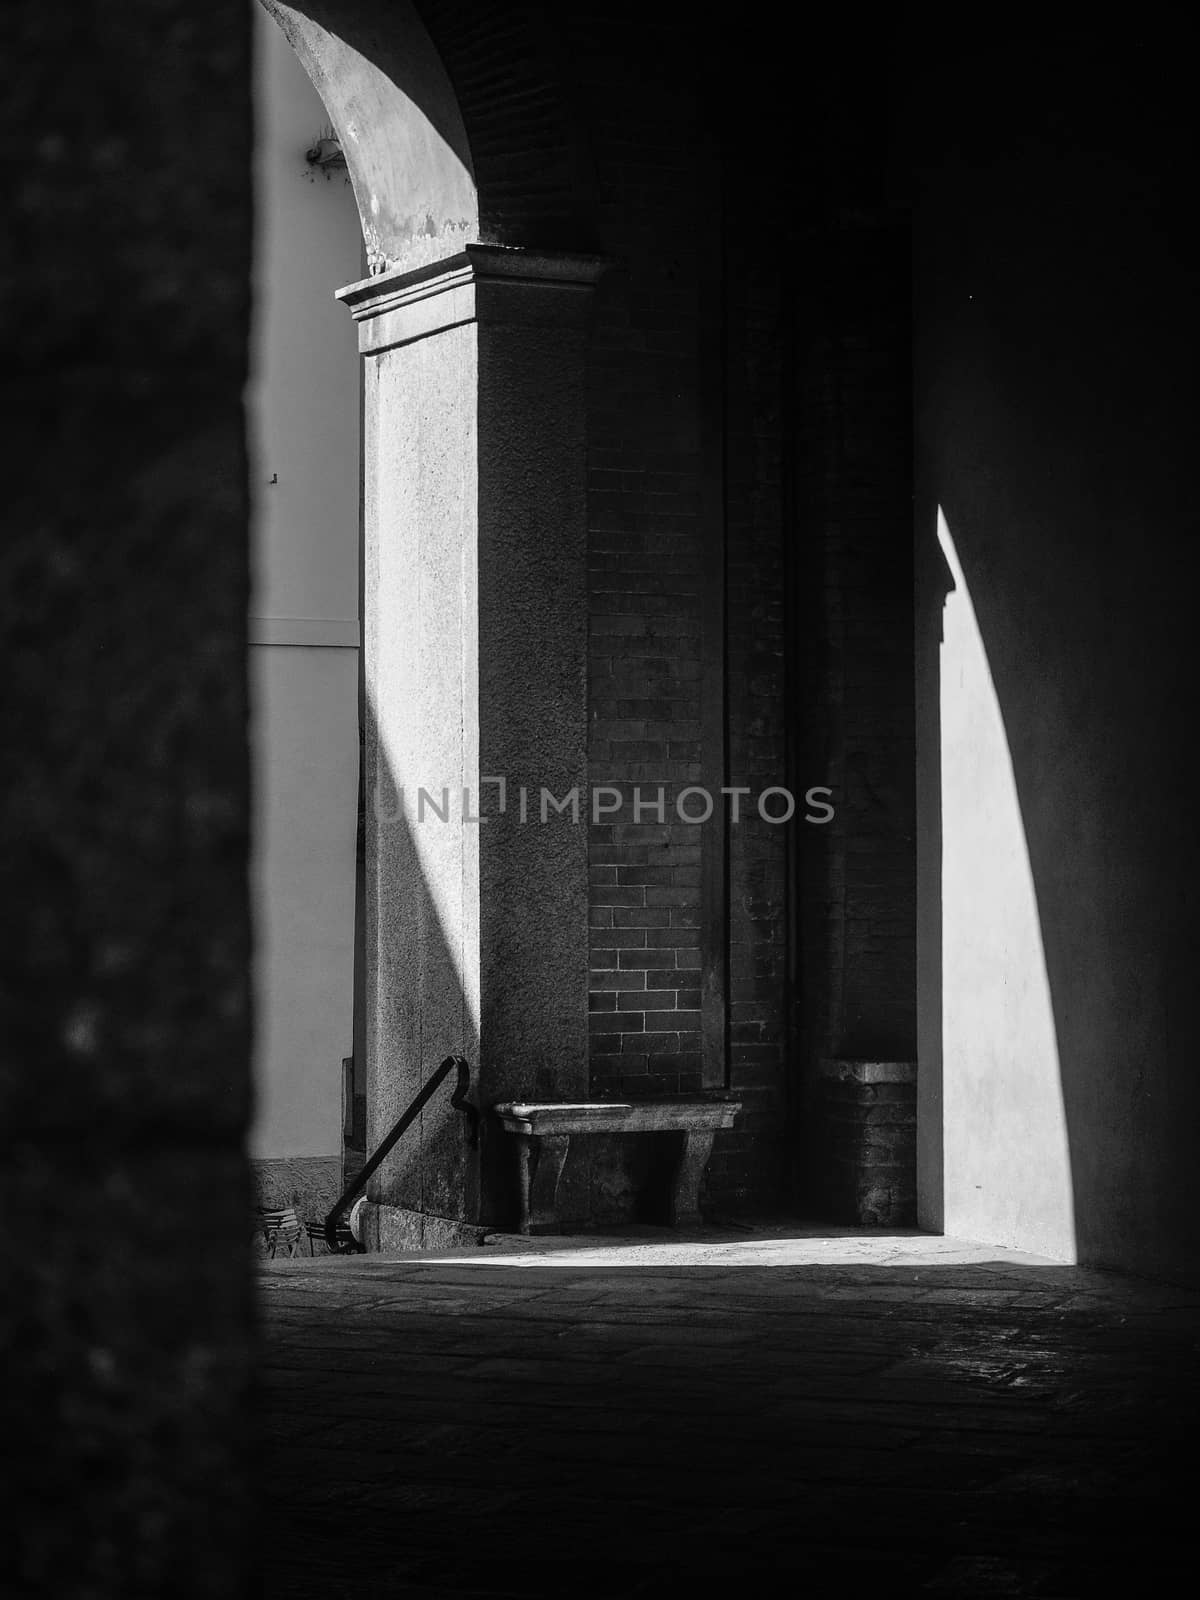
<box><xmin>912</xmin><ymin>34</ymin><xmax>1200</xmax><ymax>1278</ymax></box>
<box><xmin>1</xmin><ymin>4</ymin><xmax>255</xmax><ymax>1593</ymax></box>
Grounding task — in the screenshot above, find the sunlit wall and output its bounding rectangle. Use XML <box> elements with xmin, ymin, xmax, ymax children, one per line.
<box><xmin>929</xmin><ymin>509</ymin><xmax>1075</xmax><ymax>1261</ymax></box>
<box><xmin>247</xmin><ymin>2</ymin><xmax>362</xmax><ymax>1182</ymax></box>
<box><xmin>911</xmin><ymin>29</ymin><xmax>1199</xmax><ymax>1279</ymax></box>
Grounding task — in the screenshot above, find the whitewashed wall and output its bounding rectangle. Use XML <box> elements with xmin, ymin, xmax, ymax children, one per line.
<box><xmin>247</xmin><ymin>1</ymin><xmax>362</xmax><ymax>1174</ymax></box>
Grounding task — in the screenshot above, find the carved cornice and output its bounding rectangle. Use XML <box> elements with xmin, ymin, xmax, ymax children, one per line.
<box><xmin>336</xmin><ymin>244</ymin><xmax>610</xmax><ymax>354</ymax></box>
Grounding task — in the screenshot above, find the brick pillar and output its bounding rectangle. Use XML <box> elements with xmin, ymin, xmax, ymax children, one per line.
<box><xmin>339</xmin><ymin>246</ymin><xmax>603</xmax><ymax>1234</ymax></box>
<box><xmin>792</xmin><ymin>219</ymin><xmax>918</xmax><ymax>1221</ymax></box>
<box><xmin>818</xmin><ymin>1060</ymin><xmax>917</xmax><ymax>1226</ymax></box>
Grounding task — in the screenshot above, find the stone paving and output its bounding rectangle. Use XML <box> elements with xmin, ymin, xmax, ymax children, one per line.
<box><xmin>259</xmin><ymin>1225</ymin><xmax>1199</xmax><ymax>1597</ymax></box>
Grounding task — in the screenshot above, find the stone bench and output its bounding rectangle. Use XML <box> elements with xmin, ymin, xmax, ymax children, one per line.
<box><xmin>492</xmin><ymin>1097</ymin><xmax>741</xmax><ymax>1235</ymax></box>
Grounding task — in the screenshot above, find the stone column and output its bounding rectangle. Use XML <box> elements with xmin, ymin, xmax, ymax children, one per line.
<box><xmin>339</xmin><ymin>245</ymin><xmax>602</xmax><ymax>1233</ymax></box>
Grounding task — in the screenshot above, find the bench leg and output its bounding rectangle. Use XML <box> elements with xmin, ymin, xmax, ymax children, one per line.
<box><xmin>516</xmin><ymin>1133</ymin><xmax>571</xmax><ymax>1235</ymax></box>
<box><xmin>669</xmin><ymin>1129</ymin><xmax>715</xmax><ymax>1228</ymax></box>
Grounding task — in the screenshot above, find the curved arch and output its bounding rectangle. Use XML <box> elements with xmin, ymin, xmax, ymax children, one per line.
<box><xmin>260</xmin><ymin>0</ymin><xmax>596</xmax><ymax>272</ymax></box>
<box><xmin>253</xmin><ymin>0</ymin><xmax>600</xmax><ymax>1235</ymax></box>
<box><xmin>261</xmin><ymin>0</ymin><xmax>478</xmax><ymax>273</ymax></box>
<box><xmin>416</xmin><ymin>0</ymin><xmax>599</xmax><ymax>253</ymax></box>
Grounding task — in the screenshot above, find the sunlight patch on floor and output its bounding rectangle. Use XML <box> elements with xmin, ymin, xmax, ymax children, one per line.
<box><xmin>358</xmin><ymin>1224</ymin><xmax>1065</xmax><ymax>1269</ymax></box>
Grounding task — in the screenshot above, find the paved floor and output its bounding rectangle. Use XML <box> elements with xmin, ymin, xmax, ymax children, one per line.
<box><xmin>259</xmin><ymin>1225</ymin><xmax>1199</xmax><ymax>1597</ymax></box>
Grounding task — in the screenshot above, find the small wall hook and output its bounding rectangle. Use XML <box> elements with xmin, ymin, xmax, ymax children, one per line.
<box><xmin>306</xmin><ymin>126</ymin><xmax>347</xmax><ymax>171</ymax></box>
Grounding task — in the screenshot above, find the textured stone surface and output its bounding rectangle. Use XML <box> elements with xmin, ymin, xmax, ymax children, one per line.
<box><xmin>354</xmin><ymin>252</ymin><xmax>596</xmax><ymax>1230</ymax></box>
<box><xmin>262</xmin><ymin>0</ymin><xmax>477</xmax><ymax>274</ymax></box>
<box><xmin>257</xmin><ymin>1229</ymin><xmax>1200</xmax><ymax>1594</ymax></box>
<box><xmin>1</xmin><ymin>1</ymin><xmax>254</xmax><ymax>1592</ymax></box>
<box><xmin>365</xmin><ymin>311</ymin><xmax>481</xmax><ymax>1222</ymax></box>
<box><xmin>1</xmin><ymin>14</ymin><xmax>253</xmax><ymax>1142</ymax></box>
<box><xmin>252</xmin><ymin>1155</ymin><xmax>342</xmax><ymax>1224</ymax></box>
<box><xmin>476</xmin><ymin>292</ymin><xmax>595</xmax><ymax>1135</ymax></box>
<box><xmin>5</xmin><ymin>1154</ymin><xmax>255</xmax><ymax>1595</ymax></box>
<box><xmin>361</xmin><ymin>1203</ymin><xmax>490</xmax><ymax>1252</ymax></box>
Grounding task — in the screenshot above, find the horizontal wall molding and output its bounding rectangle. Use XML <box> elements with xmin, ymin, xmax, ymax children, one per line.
<box><xmin>337</xmin><ymin>243</ymin><xmax>610</xmax><ymax>356</ymax></box>
<box><xmin>248</xmin><ymin>616</ymin><xmax>361</xmax><ymax>649</ymax></box>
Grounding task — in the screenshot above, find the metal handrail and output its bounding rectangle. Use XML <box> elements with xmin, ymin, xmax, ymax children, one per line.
<box><xmin>324</xmin><ymin>1054</ymin><xmax>478</xmax><ymax>1249</ymax></box>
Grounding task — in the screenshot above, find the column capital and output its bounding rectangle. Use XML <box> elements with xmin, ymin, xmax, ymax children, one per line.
<box><xmin>337</xmin><ymin>244</ymin><xmax>610</xmax><ymax>355</ymax></box>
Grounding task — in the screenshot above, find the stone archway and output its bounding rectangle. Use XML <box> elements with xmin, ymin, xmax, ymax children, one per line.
<box><xmin>259</xmin><ymin>0</ymin><xmax>602</xmax><ymax>1236</ymax></box>
<box><xmin>261</xmin><ymin>0</ymin><xmax>476</xmax><ymax>274</ymax></box>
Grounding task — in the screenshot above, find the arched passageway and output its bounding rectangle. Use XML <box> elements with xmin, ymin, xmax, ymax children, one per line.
<box><xmin>12</xmin><ymin>7</ymin><xmax>1200</xmax><ymax>1592</ymax></box>
<box><xmin>259</xmin><ymin>0</ymin><xmax>601</xmax><ymax>1233</ymax></box>
<box><xmin>254</xmin><ymin>0</ymin><xmax>924</xmax><ymax>1245</ymax></box>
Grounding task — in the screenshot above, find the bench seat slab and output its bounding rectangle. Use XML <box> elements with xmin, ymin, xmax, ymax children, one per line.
<box><xmin>493</xmin><ymin>1098</ymin><xmax>741</xmax><ymax>1233</ymax></box>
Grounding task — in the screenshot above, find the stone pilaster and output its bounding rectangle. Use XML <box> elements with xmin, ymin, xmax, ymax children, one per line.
<box><xmin>339</xmin><ymin>245</ymin><xmax>605</xmax><ymax>1229</ymax></box>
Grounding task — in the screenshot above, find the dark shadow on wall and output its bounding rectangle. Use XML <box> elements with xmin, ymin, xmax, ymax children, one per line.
<box><xmin>3</xmin><ymin>2</ymin><xmax>256</xmax><ymax>1588</ymax></box>
<box><xmin>366</xmin><ymin>742</ymin><xmax>691</xmax><ymax>1236</ymax></box>
<box><xmin>365</xmin><ymin>735</ymin><xmax>482</xmax><ymax>1226</ymax></box>
<box><xmin>912</xmin><ymin>30</ymin><xmax>1200</xmax><ymax>1278</ymax></box>
<box><xmin>786</xmin><ymin>215</ymin><xmax>919</xmax><ymax>1229</ymax></box>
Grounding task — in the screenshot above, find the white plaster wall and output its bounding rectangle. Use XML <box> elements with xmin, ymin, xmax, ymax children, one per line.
<box><xmin>248</xmin><ymin>2</ymin><xmax>362</xmax><ymax>626</ymax></box>
<box><xmin>248</xmin><ymin>2</ymin><xmax>363</xmax><ymax>1161</ymax></box>
<box><xmin>250</xmin><ymin>647</ymin><xmax>359</xmax><ymax>1156</ymax></box>
<box><xmin>922</xmin><ymin>509</ymin><xmax>1076</xmax><ymax>1262</ymax></box>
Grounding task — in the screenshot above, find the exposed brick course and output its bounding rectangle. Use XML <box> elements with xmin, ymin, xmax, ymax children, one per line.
<box><xmin>542</xmin><ymin>13</ymin><xmax>917</xmax><ymax>1219</ymax></box>
<box><xmin>572</xmin><ymin>20</ymin><xmax>712</xmax><ymax>1117</ymax></box>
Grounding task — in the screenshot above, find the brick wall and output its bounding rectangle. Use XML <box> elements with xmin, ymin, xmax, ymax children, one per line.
<box><xmin>791</xmin><ymin>219</ymin><xmax>917</xmax><ymax>1213</ymax></box>
<box><xmin>714</xmin><ymin>234</ymin><xmax>790</xmax><ymax>1210</ymax></box>
<box><xmin>422</xmin><ymin>4</ymin><xmax>917</xmax><ymax>1223</ymax></box>
<box><xmin>562</xmin><ymin>17</ymin><xmax>800</xmax><ymax>1216</ymax></box>
<box><xmin>817</xmin><ymin>1061</ymin><xmax>917</xmax><ymax>1228</ymax></box>
<box><xmin>571</xmin><ymin>19</ymin><xmax>710</xmax><ymax>1110</ymax></box>
<box><xmin>805</xmin><ymin>225</ymin><xmax>916</xmax><ymax>1045</ymax></box>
